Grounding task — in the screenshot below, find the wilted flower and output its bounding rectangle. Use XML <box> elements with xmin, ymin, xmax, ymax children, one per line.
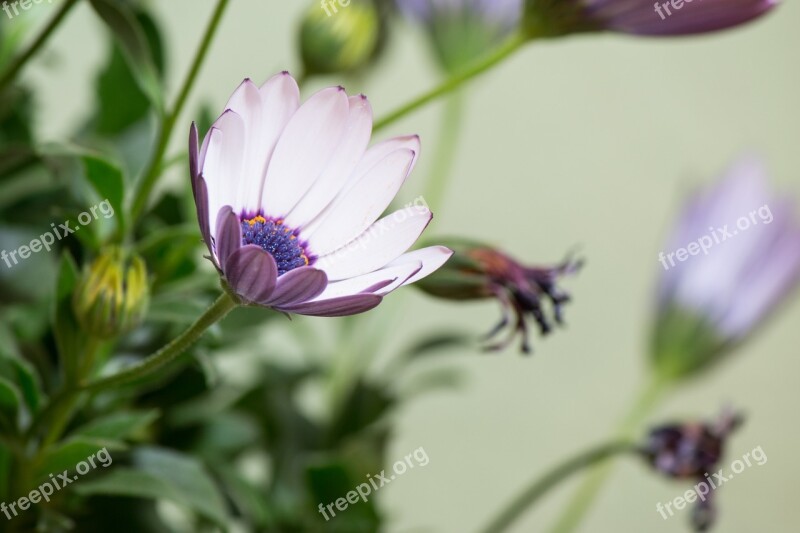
<box><xmin>651</xmin><ymin>157</ymin><xmax>800</xmax><ymax>380</ymax></box>
<box><xmin>415</xmin><ymin>238</ymin><xmax>581</xmax><ymax>353</ymax></box>
<box><xmin>72</xmin><ymin>247</ymin><xmax>149</xmax><ymax>339</ymax></box>
<box><xmin>396</xmin><ymin>0</ymin><xmax>523</xmax><ymax>71</ymax></box>
<box><xmin>642</xmin><ymin>408</ymin><xmax>743</xmax><ymax>531</ymax></box>
<box><xmin>300</xmin><ymin>0</ymin><xmax>385</xmax><ymax>76</ymax></box>
<box><xmin>523</xmin><ymin>0</ymin><xmax>777</xmax><ymax>38</ymax></box>
<box><xmin>189</xmin><ymin>72</ymin><xmax>452</xmax><ymax>317</ymax></box>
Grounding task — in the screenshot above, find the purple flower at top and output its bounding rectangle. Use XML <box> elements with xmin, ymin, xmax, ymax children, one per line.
<box><xmin>398</xmin><ymin>0</ymin><xmax>523</xmax><ymax>31</ymax></box>
<box><xmin>652</xmin><ymin>156</ymin><xmax>800</xmax><ymax>378</ymax></box>
<box><xmin>189</xmin><ymin>72</ymin><xmax>452</xmax><ymax>317</ymax></box>
<box><xmin>396</xmin><ymin>0</ymin><xmax>523</xmax><ymax>71</ymax></box>
<box><xmin>525</xmin><ymin>0</ymin><xmax>777</xmax><ymax>37</ymax></box>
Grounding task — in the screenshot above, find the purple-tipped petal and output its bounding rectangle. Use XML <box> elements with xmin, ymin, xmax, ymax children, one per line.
<box><xmin>225</xmin><ymin>245</ymin><xmax>278</xmax><ymax>303</ymax></box>
<box><xmin>278</xmin><ymin>293</ymin><xmax>383</xmax><ymax>317</ymax></box>
<box><xmin>194</xmin><ymin>177</ymin><xmax>213</xmax><ymax>259</ymax></box>
<box><xmin>264</xmin><ymin>267</ymin><xmax>328</xmax><ymax>306</ymax></box>
<box><xmin>215</xmin><ymin>206</ymin><xmax>242</xmax><ymax>267</ymax></box>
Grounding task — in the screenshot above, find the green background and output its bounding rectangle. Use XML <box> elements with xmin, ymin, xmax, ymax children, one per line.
<box><xmin>18</xmin><ymin>0</ymin><xmax>800</xmax><ymax>531</ymax></box>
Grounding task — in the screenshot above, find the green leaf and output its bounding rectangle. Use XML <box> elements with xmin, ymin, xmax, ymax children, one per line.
<box><xmin>0</xmin><ymin>377</ymin><xmax>21</xmax><ymax>433</ymax></box>
<box><xmin>88</xmin><ymin>0</ymin><xmax>164</xmax><ymax>114</ymax></box>
<box><xmin>53</xmin><ymin>252</ymin><xmax>82</xmax><ymax>380</ymax></box>
<box><xmin>81</xmin><ymin>154</ymin><xmax>125</xmax><ymax>234</ymax></box>
<box><xmin>78</xmin><ymin>447</ymin><xmax>229</xmax><ymax>528</ymax></box>
<box><xmin>36</xmin><ymin>438</ymin><xmax>124</xmax><ymax>480</ymax></box>
<box><xmin>0</xmin><ymin>356</ymin><xmax>44</xmax><ymax>414</ymax></box>
<box><xmin>73</xmin><ymin>410</ymin><xmax>159</xmax><ymax>441</ymax></box>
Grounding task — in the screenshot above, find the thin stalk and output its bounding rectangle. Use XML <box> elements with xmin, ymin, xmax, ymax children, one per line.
<box><xmin>129</xmin><ymin>0</ymin><xmax>229</xmax><ymax>222</ymax></box>
<box><xmin>0</xmin><ymin>0</ymin><xmax>80</xmax><ymax>92</ymax></box>
<box><xmin>81</xmin><ymin>292</ymin><xmax>237</xmax><ymax>392</ymax></box>
<box><xmin>548</xmin><ymin>375</ymin><xmax>670</xmax><ymax>533</ymax></box>
<box><xmin>479</xmin><ymin>442</ymin><xmax>638</xmax><ymax>533</ymax></box>
<box><xmin>372</xmin><ymin>32</ymin><xmax>524</xmax><ymax>133</ymax></box>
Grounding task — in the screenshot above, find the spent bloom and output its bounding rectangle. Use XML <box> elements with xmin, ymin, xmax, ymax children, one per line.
<box><xmin>651</xmin><ymin>157</ymin><xmax>800</xmax><ymax>379</ymax></box>
<box><xmin>415</xmin><ymin>238</ymin><xmax>581</xmax><ymax>353</ymax></box>
<box><xmin>642</xmin><ymin>408</ymin><xmax>743</xmax><ymax>531</ymax></box>
<box><xmin>396</xmin><ymin>0</ymin><xmax>523</xmax><ymax>71</ymax></box>
<box><xmin>524</xmin><ymin>0</ymin><xmax>777</xmax><ymax>38</ymax></box>
<box><xmin>189</xmin><ymin>72</ymin><xmax>452</xmax><ymax>317</ymax></box>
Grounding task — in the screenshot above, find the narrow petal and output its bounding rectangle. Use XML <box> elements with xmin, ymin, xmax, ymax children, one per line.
<box><xmin>200</xmin><ymin>111</ymin><xmax>246</xmax><ymax>217</ymax></box>
<box><xmin>305</xmin><ymin>149</ymin><xmax>416</xmax><ymax>255</ymax></box>
<box><xmin>264</xmin><ymin>267</ymin><xmax>328</xmax><ymax>306</ymax></box>
<box><xmin>385</xmin><ymin>245</ymin><xmax>454</xmax><ymax>286</ymax></box>
<box><xmin>225</xmin><ymin>245</ymin><xmax>278</xmax><ymax>303</ymax></box>
<box><xmin>278</xmin><ymin>294</ymin><xmax>382</xmax><ymax>317</ymax></box>
<box><xmin>194</xmin><ymin>177</ymin><xmax>213</xmax><ymax>261</ymax></box>
<box><xmin>284</xmin><ymin>94</ymin><xmax>373</xmax><ymax>229</ymax></box>
<box><xmin>316</xmin><ymin>206</ymin><xmax>432</xmax><ymax>281</ymax></box>
<box><xmin>215</xmin><ymin>206</ymin><xmax>242</xmax><ymax>267</ymax></box>
<box><xmin>261</xmin><ymin>86</ymin><xmax>350</xmax><ymax>217</ymax></box>
<box><xmin>311</xmin><ymin>262</ymin><xmax>422</xmax><ymax>301</ymax></box>
<box><xmin>189</xmin><ymin>122</ymin><xmax>200</xmax><ymax>197</ymax></box>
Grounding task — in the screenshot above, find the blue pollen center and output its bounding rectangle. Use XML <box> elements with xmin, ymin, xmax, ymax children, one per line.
<box><xmin>241</xmin><ymin>216</ymin><xmax>310</xmax><ymax>275</ymax></box>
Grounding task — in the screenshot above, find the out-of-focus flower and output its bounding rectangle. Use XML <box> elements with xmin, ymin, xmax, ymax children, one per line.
<box><xmin>523</xmin><ymin>0</ymin><xmax>777</xmax><ymax>38</ymax></box>
<box><xmin>189</xmin><ymin>72</ymin><xmax>452</xmax><ymax>317</ymax></box>
<box><xmin>73</xmin><ymin>247</ymin><xmax>149</xmax><ymax>339</ymax></box>
<box><xmin>396</xmin><ymin>0</ymin><xmax>523</xmax><ymax>72</ymax></box>
<box><xmin>415</xmin><ymin>238</ymin><xmax>581</xmax><ymax>353</ymax></box>
<box><xmin>300</xmin><ymin>0</ymin><xmax>385</xmax><ymax>76</ymax></box>
<box><xmin>642</xmin><ymin>408</ymin><xmax>743</xmax><ymax>531</ymax></box>
<box><xmin>651</xmin><ymin>157</ymin><xmax>800</xmax><ymax>380</ymax></box>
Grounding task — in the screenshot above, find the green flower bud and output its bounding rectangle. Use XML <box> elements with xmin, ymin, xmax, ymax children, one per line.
<box><xmin>72</xmin><ymin>247</ymin><xmax>149</xmax><ymax>339</ymax></box>
<box><xmin>299</xmin><ymin>0</ymin><xmax>382</xmax><ymax>76</ymax></box>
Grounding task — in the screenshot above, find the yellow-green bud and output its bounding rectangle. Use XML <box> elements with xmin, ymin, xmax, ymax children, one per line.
<box><xmin>72</xmin><ymin>247</ymin><xmax>149</xmax><ymax>339</ymax></box>
<box><xmin>299</xmin><ymin>0</ymin><xmax>381</xmax><ymax>76</ymax></box>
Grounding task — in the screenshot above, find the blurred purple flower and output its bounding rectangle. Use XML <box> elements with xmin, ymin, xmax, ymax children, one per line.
<box><xmin>525</xmin><ymin>0</ymin><xmax>777</xmax><ymax>37</ymax></box>
<box><xmin>652</xmin><ymin>156</ymin><xmax>800</xmax><ymax>378</ymax></box>
<box><xmin>398</xmin><ymin>0</ymin><xmax>522</xmax><ymax>30</ymax></box>
<box><xmin>189</xmin><ymin>72</ymin><xmax>452</xmax><ymax>317</ymax></box>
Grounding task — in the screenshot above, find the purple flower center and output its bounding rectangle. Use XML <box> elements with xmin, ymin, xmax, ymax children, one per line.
<box><xmin>241</xmin><ymin>215</ymin><xmax>310</xmax><ymax>275</ymax></box>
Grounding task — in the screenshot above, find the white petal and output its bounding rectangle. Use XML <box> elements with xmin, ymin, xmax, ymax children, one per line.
<box><xmin>315</xmin><ymin>206</ymin><xmax>432</xmax><ymax>281</ymax></box>
<box><xmin>343</xmin><ymin>135</ymin><xmax>420</xmax><ymax>196</ymax></box>
<box><xmin>305</xmin><ymin>149</ymin><xmax>416</xmax><ymax>255</ymax></box>
<box><xmin>310</xmin><ymin>261</ymin><xmax>423</xmax><ymax>301</ymax></box>
<box><xmin>385</xmin><ymin>245</ymin><xmax>454</xmax><ymax>286</ymax></box>
<box><xmin>260</xmin><ymin>86</ymin><xmax>349</xmax><ymax>217</ymax></box>
<box><xmin>200</xmin><ymin>111</ymin><xmax>245</xmax><ymax>224</ymax></box>
<box><xmin>284</xmin><ymin>95</ymin><xmax>373</xmax><ymax>229</ymax></box>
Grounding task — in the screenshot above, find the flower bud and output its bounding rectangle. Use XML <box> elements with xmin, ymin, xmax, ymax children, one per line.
<box><xmin>72</xmin><ymin>247</ymin><xmax>149</xmax><ymax>339</ymax></box>
<box><xmin>415</xmin><ymin>238</ymin><xmax>581</xmax><ymax>353</ymax></box>
<box><xmin>299</xmin><ymin>0</ymin><xmax>383</xmax><ymax>76</ymax></box>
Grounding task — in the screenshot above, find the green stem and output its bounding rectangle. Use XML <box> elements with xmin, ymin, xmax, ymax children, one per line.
<box><xmin>423</xmin><ymin>90</ymin><xmax>465</xmax><ymax>213</ymax></box>
<box><xmin>80</xmin><ymin>292</ymin><xmax>237</xmax><ymax>393</ymax></box>
<box><xmin>372</xmin><ymin>32</ymin><xmax>525</xmax><ymax>133</ymax></box>
<box><xmin>0</xmin><ymin>0</ymin><xmax>80</xmax><ymax>93</ymax></box>
<box><xmin>479</xmin><ymin>442</ymin><xmax>638</xmax><ymax>533</ymax></box>
<box><xmin>129</xmin><ymin>0</ymin><xmax>229</xmax><ymax>223</ymax></box>
<box><xmin>548</xmin><ymin>375</ymin><xmax>670</xmax><ymax>533</ymax></box>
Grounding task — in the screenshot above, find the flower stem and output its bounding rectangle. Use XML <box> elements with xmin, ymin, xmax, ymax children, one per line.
<box><xmin>0</xmin><ymin>0</ymin><xmax>80</xmax><ymax>93</ymax></box>
<box><xmin>129</xmin><ymin>0</ymin><xmax>229</xmax><ymax>223</ymax></box>
<box><xmin>423</xmin><ymin>90</ymin><xmax>465</xmax><ymax>214</ymax></box>
<box><xmin>547</xmin><ymin>375</ymin><xmax>670</xmax><ymax>533</ymax></box>
<box><xmin>478</xmin><ymin>441</ymin><xmax>638</xmax><ymax>533</ymax></box>
<box><xmin>372</xmin><ymin>32</ymin><xmax>525</xmax><ymax>133</ymax></box>
<box><xmin>81</xmin><ymin>292</ymin><xmax>237</xmax><ymax>393</ymax></box>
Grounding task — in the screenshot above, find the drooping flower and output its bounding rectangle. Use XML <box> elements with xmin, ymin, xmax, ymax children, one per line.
<box><xmin>524</xmin><ymin>0</ymin><xmax>777</xmax><ymax>38</ymax></box>
<box><xmin>396</xmin><ymin>0</ymin><xmax>523</xmax><ymax>71</ymax></box>
<box><xmin>642</xmin><ymin>408</ymin><xmax>744</xmax><ymax>531</ymax></box>
<box><xmin>651</xmin><ymin>156</ymin><xmax>800</xmax><ymax>379</ymax></box>
<box><xmin>415</xmin><ymin>238</ymin><xmax>581</xmax><ymax>353</ymax></box>
<box><xmin>189</xmin><ymin>72</ymin><xmax>452</xmax><ymax>317</ymax></box>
